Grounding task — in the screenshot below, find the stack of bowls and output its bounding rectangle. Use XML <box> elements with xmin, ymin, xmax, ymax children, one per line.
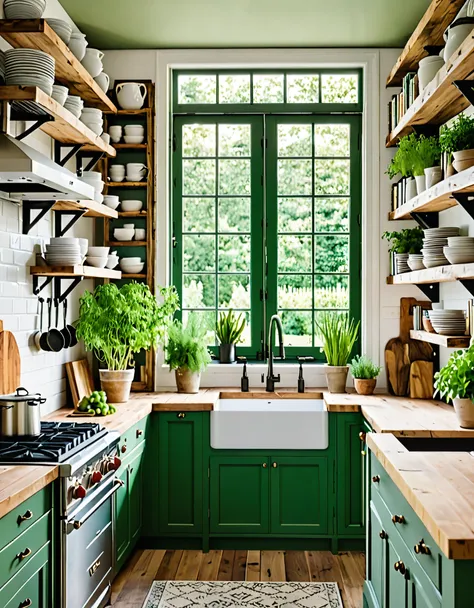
<box><xmin>64</xmin><ymin>95</ymin><xmax>84</xmax><ymax>118</ymax></box>
<box><xmin>85</xmin><ymin>246</ymin><xmax>109</xmax><ymax>268</ymax></box>
<box><xmin>4</xmin><ymin>0</ymin><xmax>46</xmax><ymax>18</ymax></box>
<box><xmin>45</xmin><ymin>238</ymin><xmax>82</xmax><ymax>266</ymax></box>
<box><xmin>120</xmin><ymin>257</ymin><xmax>144</xmax><ymax>274</ymax></box>
<box><xmin>103</xmin><ymin>195</ymin><xmax>120</xmax><ymax>210</ymax></box>
<box><xmin>79</xmin><ymin>171</ymin><xmax>104</xmax><ymax>203</ymax></box>
<box><xmin>78</xmin><ymin>238</ymin><xmax>88</xmax><ymax>262</ymax></box>
<box><xmin>114</xmin><ymin>227</ymin><xmax>134</xmax><ymax>241</ymax></box>
<box><xmin>51</xmin><ymin>84</ymin><xmax>68</xmax><ymax>106</ymax></box>
<box><xmin>5</xmin><ymin>49</ymin><xmax>55</xmax><ymax>96</ymax></box>
<box><xmin>106</xmin><ymin>251</ymin><xmax>119</xmax><ymax>269</ymax></box>
<box><xmin>68</xmin><ymin>32</ymin><xmax>88</xmax><ymax>61</ymax></box>
<box><xmin>428</xmin><ymin>309</ymin><xmax>467</xmax><ymax>336</ymax></box>
<box><xmin>126</xmin><ymin>163</ymin><xmax>147</xmax><ymax>182</ymax></box>
<box><xmin>46</xmin><ymin>19</ymin><xmax>72</xmax><ymax>44</ymax></box>
<box><xmin>421</xmin><ymin>227</ymin><xmax>460</xmax><ymax>268</ymax></box>
<box><xmin>80</xmin><ymin>108</ymin><xmax>103</xmax><ymax>136</ymax></box>
<box><xmin>407</xmin><ymin>253</ymin><xmax>425</xmax><ymax>271</ymax></box>
<box><xmin>124</xmin><ymin>124</ymin><xmax>145</xmax><ymax>144</ymax></box>
<box><xmin>0</xmin><ymin>51</ymin><xmax>5</xmax><ymax>85</ymax></box>
<box><xmin>109</xmin><ymin>165</ymin><xmax>125</xmax><ymax>183</ymax></box>
<box><xmin>444</xmin><ymin>236</ymin><xmax>474</xmax><ymax>264</ymax></box>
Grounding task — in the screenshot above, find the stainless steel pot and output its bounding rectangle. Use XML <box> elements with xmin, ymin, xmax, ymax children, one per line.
<box><xmin>0</xmin><ymin>387</ymin><xmax>46</xmax><ymax>436</ymax></box>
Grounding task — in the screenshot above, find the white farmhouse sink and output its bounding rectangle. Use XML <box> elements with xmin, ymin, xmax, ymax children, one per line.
<box><xmin>210</xmin><ymin>398</ymin><xmax>328</xmax><ymax>450</ymax></box>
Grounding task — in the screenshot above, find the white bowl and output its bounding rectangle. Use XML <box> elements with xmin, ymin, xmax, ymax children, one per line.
<box><xmin>113</xmin><ymin>228</ymin><xmax>135</xmax><ymax>241</ymax></box>
<box><xmin>85</xmin><ymin>256</ymin><xmax>107</xmax><ymax>268</ymax></box>
<box><xmin>103</xmin><ymin>195</ymin><xmax>120</xmax><ymax>209</ymax></box>
<box><xmin>51</xmin><ymin>84</ymin><xmax>68</xmax><ymax>106</ymax></box>
<box><xmin>124</xmin><ymin>125</ymin><xmax>144</xmax><ymax>135</ymax></box>
<box><xmin>106</xmin><ymin>255</ymin><xmax>119</xmax><ymax>269</ymax></box>
<box><xmin>124</xmin><ymin>135</ymin><xmax>145</xmax><ymax>144</ymax></box>
<box><xmin>123</xmin><ymin>223</ymin><xmax>135</xmax><ymax>229</ymax></box>
<box><xmin>81</xmin><ymin>171</ymin><xmax>102</xmax><ymax>181</ymax></box>
<box><xmin>87</xmin><ymin>246</ymin><xmax>110</xmax><ymax>257</ymax></box>
<box><xmin>122</xmin><ymin>256</ymin><xmax>141</xmax><ymax>264</ymax></box>
<box><xmin>121</xmin><ymin>199</ymin><xmax>143</xmax><ymax>212</ymax></box>
<box><xmin>101</xmin><ymin>133</ymin><xmax>111</xmax><ymax>145</ymax></box>
<box><xmin>120</xmin><ymin>260</ymin><xmax>144</xmax><ymax>273</ymax></box>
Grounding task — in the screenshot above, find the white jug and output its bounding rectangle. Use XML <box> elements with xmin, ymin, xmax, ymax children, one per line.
<box><xmin>94</xmin><ymin>72</ymin><xmax>110</xmax><ymax>93</ymax></box>
<box><xmin>116</xmin><ymin>82</ymin><xmax>147</xmax><ymax>110</ymax></box>
<box><xmin>81</xmin><ymin>48</ymin><xmax>104</xmax><ymax>78</ymax></box>
<box><xmin>69</xmin><ymin>32</ymin><xmax>88</xmax><ymax>61</ymax></box>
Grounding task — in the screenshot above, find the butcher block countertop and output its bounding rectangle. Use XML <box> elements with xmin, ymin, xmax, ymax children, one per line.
<box><xmin>368</xmin><ymin>433</ymin><xmax>474</xmax><ymax>560</ymax></box>
<box><xmin>0</xmin><ymin>465</ymin><xmax>58</xmax><ymax>520</ymax></box>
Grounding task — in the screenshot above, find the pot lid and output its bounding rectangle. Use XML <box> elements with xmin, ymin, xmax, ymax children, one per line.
<box><xmin>0</xmin><ymin>387</ymin><xmax>43</xmax><ymax>402</ymax></box>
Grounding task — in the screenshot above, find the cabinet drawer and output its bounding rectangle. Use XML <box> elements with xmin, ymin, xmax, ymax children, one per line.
<box><xmin>0</xmin><ymin>487</ymin><xmax>51</xmax><ymax>552</ymax></box>
<box><xmin>0</xmin><ymin>542</ymin><xmax>50</xmax><ymax>608</ymax></box>
<box><xmin>118</xmin><ymin>416</ymin><xmax>148</xmax><ymax>457</ymax></box>
<box><xmin>0</xmin><ymin>509</ymin><xmax>51</xmax><ymax>589</ymax></box>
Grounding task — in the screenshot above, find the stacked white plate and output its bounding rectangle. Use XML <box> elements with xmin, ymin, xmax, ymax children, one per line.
<box><xmin>45</xmin><ymin>238</ymin><xmax>82</xmax><ymax>266</ymax></box>
<box><xmin>428</xmin><ymin>309</ymin><xmax>467</xmax><ymax>336</ymax></box>
<box><xmin>46</xmin><ymin>19</ymin><xmax>72</xmax><ymax>44</ymax></box>
<box><xmin>64</xmin><ymin>95</ymin><xmax>84</xmax><ymax>118</ymax></box>
<box><xmin>80</xmin><ymin>108</ymin><xmax>103</xmax><ymax>136</ymax></box>
<box><xmin>51</xmin><ymin>84</ymin><xmax>68</xmax><ymax>106</ymax></box>
<box><xmin>443</xmin><ymin>236</ymin><xmax>474</xmax><ymax>264</ymax></box>
<box><xmin>422</xmin><ymin>227</ymin><xmax>460</xmax><ymax>268</ymax></box>
<box><xmin>5</xmin><ymin>48</ymin><xmax>55</xmax><ymax>96</ymax></box>
<box><xmin>0</xmin><ymin>51</ymin><xmax>4</xmax><ymax>85</ymax></box>
<box><xmin>4</xmin><ymin>0</ymin><xmax>46</xmax><ymax>18</ymax></box>
<box><xmin>408</xmin><ymin>253</ymin><xmax>425</xmax><ymax>271</ymax></box>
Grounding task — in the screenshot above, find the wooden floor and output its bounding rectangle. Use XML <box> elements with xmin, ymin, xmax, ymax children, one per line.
<box><xmin>111</xmin><ymin>549</ymin><xmax>365</xmax><ymax>608</ymax></box>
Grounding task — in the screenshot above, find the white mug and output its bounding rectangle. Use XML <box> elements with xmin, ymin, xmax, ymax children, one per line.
<box><xmin>109</xmin><ymin>125</ymin><xmax>122</xmax><ymax>143</ymax></box>
<box><xmin>134</xmin><ymin>228</ymin><xmax>146</xmax><ymax>240</ymax></box>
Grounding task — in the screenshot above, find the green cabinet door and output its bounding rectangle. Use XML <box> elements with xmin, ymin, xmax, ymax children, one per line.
<box><xmin>129</xmin><ymin>446</ymin><xmax>144</xmax><ymax>546</ymax></box>
<box><xmin>210</xmin><ymin>456</ymin><xmax>270</xmax><ymax>535</ymax></box>
<box><xmin>0</xmin><ymin>543</ymin><xmax>50</xmax><ymax>608</ymax></box>
<box><xmin>337</xmin><ymin>413</ymin><xmax>365</xmax><ymax>536</ymax></box>
<box><xmin>158</xmin><ymin>412</ymin><xmax>203</xmax><ymax>535</ymax></box>
<box><xmin>270</xmin><ymin>456</ymin><xmax>329</xmax><ymax>535</ymax></box>
<box><xmin>115</xmin><ymin>460</ymin><xmax>130</xmax><ymax>568</ymax></box>
<box><xmin>387</xmin><ymin>535</ymin><xmax>409</xmax><ymax>608</ymax></box>
<box><xmin>367</xmin><ymin>501</ymin><xmax>386</xmax><ymax>608</ymax></box>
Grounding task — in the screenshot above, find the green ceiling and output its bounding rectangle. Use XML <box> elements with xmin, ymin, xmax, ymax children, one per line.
<box><xmin>60</xmin><ymin>0</ymin><xmax>430</xmax><ymax>50</ymax></box>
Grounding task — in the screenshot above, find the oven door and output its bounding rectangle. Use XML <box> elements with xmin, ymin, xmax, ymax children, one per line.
<box><xmin>63</xmin><ymin>477</ymin><xmax>123</xmax><ymax>608</ymax></box>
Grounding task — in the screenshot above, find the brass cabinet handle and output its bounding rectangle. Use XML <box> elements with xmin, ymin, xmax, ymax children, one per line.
<box><xmin>130</xmin><ymin>467</ymin><xmax>134</xmax><ymax>475</ymax></box>
<box><xmin>359</xmin><ymin>431</ymin><xmax>366</xmax><ymax>442</ymax></box>
<box><xmin>414</xmin><ymin>539</ymin><xmax>431</xmax><ymax>555</ymax></box>
<box><xmin>372</xmin><ymin>475</ymin><xmax>380</xmax><ymax>483</ymax></box>
<box><xmin>89</xmin><ymin>559</ymin><xmax>101</xmax><ymax>577</ymax></box>
<box><xmin>379</xmin><ymin>530</ymin><xmax>387</xmax><ymax>540</ymax></box>
<box><xmin>136</xmin><ymin>429</ymin><xmax>143</xmax><ymax>438</ymax></box>
<box><xmin>19</xmin><ymin>600</ymin><xmax>32</xmax><ymax>608</ymax></box>
<box><xmin>392</xmin><ymin>514</ymin><xmax>406</xmax><ymax>524</ymax></box>
<box><xmin>17</xmin><ymin>510</ymin><xmax>33</xmax><ymax>524</ymax></box>
<box><xmin>262</xmin><ymin>463</ymin><xmax>267</xmax><ymax>468</ymax></box>
<box><xmin>177</xmin><ymin>412</ymin><xmax>186</xmax><ymax>419</ymax></box>
<box><xmin>394</xmin><ymin>561</ymin><xmax>406</xmax><ymax>575</ymax></box>
<box><xmin>121</xmin><ymin>445</ymin><xmax>127</xmax><ymax>454</ymax></box>
<box><xmin>272</xmin><ymin>462</ymin><xmax>278</xmax><ymax>468</ymax></box>
<box><xmin>17</xmin><ymin>547</ymin><xmax>32</xmax><ymax>561</ymax></box>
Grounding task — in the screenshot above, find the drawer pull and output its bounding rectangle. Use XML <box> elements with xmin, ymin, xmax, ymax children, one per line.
<box><xmin>121</xmin><ymin>445</ymin><xmax>127</xmax><ymax>454</ymax></box>
<box><xmin>359</xmin><ymin>431</ymin><xmax>366</xmax><ymax>442</ymax></box>
<box><xmin>272</xmin><ymin>462</ymin><xmax>278</xmax><ymax>468</ymax></box>
<box><xmin>89</xmin><ymin>559</ymin><xmax>101</xmax><ymax>577</ymax></box>
<box><xmin>136</xmin><ymin>429</ymin><xmax>143</xmax><ymax>438</ymax></box>
<box><xmin>379</xmin><ymin>530</ymin><xmax>387</xmax><ymax>539</ymax></box>
<box><xmin>392</xmin><ymin>514</ymin><xmax>406</xmax><ymax>524</ymax></box>
<box><xmin>414</xmin><ymin>539</ymin><xmax>431</xmax><ymax>555</ymax></box>
<box><xmin>372</xmin><ymin>475</ymin><xmax>380</xmax><ymax>483</ymax></box>
<box><xmin>177</xmin><ymin>412</ymin><xmax>186</xmax><ymax>419</ymax></box>
<box><xmin>19</xmin><ymin>600</ymin><xmax>32</xmax><ymax>608</ymax></box>
<box><xmin>262</xmin><ymin>462</ymin><xmax>267</xmax><ymax>468</ymax></box>
<box><xmin>17</xmin><ymin>510</ymin><xmax>33</xmax><ymax>524</ymax></box>
<box><xmin>394</xmin><ymin>561</ymin><xmax>406</xmax><ymax>574</ymax></box>
<box><xmin>16</xmin><ymin>547</ymin><xmax>32</xmax><ymax>561</ymax></box>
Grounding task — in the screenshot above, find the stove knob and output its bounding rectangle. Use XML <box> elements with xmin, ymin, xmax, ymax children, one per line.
<box><xmin>91</xmin><ymin>471</ymin><xmax>103</xmax><ymax>485</ymax></box>
<box><xmin>73</xmin><ymin>485</ymin><xmax>87</xmax><ymax>500</ymax></box>
<box><xmin>114</xmin><ymin>456</ymin><xmax>122</xmax><ymax>470</ymax></box>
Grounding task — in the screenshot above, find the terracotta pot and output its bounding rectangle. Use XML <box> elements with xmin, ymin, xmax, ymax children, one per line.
<box><xmin>354</xmin><ymin>378</ymin><xmax>377</xmax><ymax>396</ymax></box>
<box><xmin>175</xmin><ymin>368</ymin><xmax>201</xmax><ymax>393</ymax></box>
<box><xmin>452</xmin><ymin>149</ymin><xmax>474</xmax><ymax>173</ymax></box>
<box><xmin>453</xmin><ymin>397</ymin><xmax>474</xmax><ymax>428</ymax></box>
<box><xmin>99</xmin><ymin>369</ymin><xmax>134</xmax><ymax>403</ymax></box>
<box><xmin>219</xmin><ymin>344</ymin><xmax>236</xmax><ymax>364</ymax></box>
<box><xmin>324</xmin><ymin>365</ymin><xmax>349</xmax><ymax>393</ymax></box>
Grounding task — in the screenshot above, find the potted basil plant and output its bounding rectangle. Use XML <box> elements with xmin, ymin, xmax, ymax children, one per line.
<box><xmin>415</xmin><ymin>135</ymin><xmax>442</xmax><ymax>192</ymax></box>
<box><xmin>216</xmin><ymin>309</ymin><xmax>246</xmax><ymax>363</ymax></box>
<box><xmin>349</xmin><ymin>355</ymin><xmax>382</xmax><ymax>396</ymax></box>
<box><xmin>440</xmin><ymin>113</ymin><xmax>474</xmax><ymax>174</ymax></box>
<box><xmin>434</xmin><ymin>346</ymin><xmax>474</xmax><ymax>428</ymax></box>
<box><xmin>387</xmin><ymin>133</ymin><xmax>417</xmax><ymax>201</ymax></box>
<box><xmin>76</xmin><ymin>283</ymin><xmax>178</xmax><ymax>403</ymax></box>
<box><xmin>382</xmin><ymin>227</ymin><xmax>424</xmax><ymax>275</ymax></box>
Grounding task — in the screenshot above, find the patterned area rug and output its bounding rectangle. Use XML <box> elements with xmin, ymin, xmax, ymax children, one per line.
<box><xmin>143</xmin><ymin>581</ymin><xmax>343</xmax><ymax>608</ymax></box>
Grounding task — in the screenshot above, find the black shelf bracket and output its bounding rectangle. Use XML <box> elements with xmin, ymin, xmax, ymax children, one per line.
<box><xmin>54</xmin><ymin>142</ymin><xmax>83</xmax><ymax>167</ymax></box>
<box><xmin>22</xmin><ymin>201</ymin><xmax>55</xmax><ymax>234</ymax></box>
<box><xmin>460</xmin><ymin>280</ymin><xmax>474</xmax><ymax>297</ymax></box>
<box><xmin>452</xmin><ymin>192</ymin><xmax>474</xmax><ymax>220</ymax></box>
<box><xmin>453</xmin><ymin>80</ymin><xmax>474</xmax><ymax>106</ymax></box>
<box><xmin>423</xmin><ymin>45</ymin><xmax>444</xmax><ymax>56</ymax></box>
<box><xmin>16</xmin><ymin>114</ymin><xmax>54</xmax><ymax>141</ymax></box>
<box><xmin>415</xmin><ymin>282</ymin><xmax>440</xmax><ymax>302</ymax></box>
<box><xmin>76</xmin><ymin>151</ymin><xmax>105</xmax><ymax>173</ymax></box>
<box><xmin>53</xmin><ymin>276</ymin><xmax>83</xmax><ymax>303</ymax></box>
<box><xmin>54</xmin><ymin>209</ymin><xmax>87</xmax><ymax>237</ymax></box>
<box><xmin>32</xmin><ymin>275</ymin><xmax>53</xmax><ymax>296</ymax></box>
<box><xmin>412</xmin><ymin>124</ymin><xmax>440</xmax><ymax>138</ymax></box>
<box><xmin>410</xmin><ymin>211</ymin><xmax>439</xmax><ymax>229</ymax></box>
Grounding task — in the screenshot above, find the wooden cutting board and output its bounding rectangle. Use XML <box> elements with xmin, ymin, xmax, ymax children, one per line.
<box><xmin>0</xmin><ymin>320</ymin><xmax>20</xmax><ymax>395</ymax></box>
<box><xmin>409</xmin><ymin>361</ymin><xmax>434</xmax><ymax>399</ymax></box>
<box><xmin>65</xmin><ymin>359</ymin><xmax>95</xmax><ymax>409</ymax></box>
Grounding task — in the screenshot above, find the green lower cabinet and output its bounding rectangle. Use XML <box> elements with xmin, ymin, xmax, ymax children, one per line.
<box><xmin>129</xmin><ymin>447</ymin><xmax>144</xmax><ymax>545</ymax></box>
<box><xmin>386</xmin><ymin>534</ymin><xmax>409</xmax><ymax>608</ymax></box>
<box><xmin>0</xmin><ymin>542</ymin><xmax>51</xmax><ymax>608</ymax></box>
<box><xmin>366</xmin><ymin>501</ymin><xmax>386</xmax><ymax>608</ymax></box>
<box><xmin>115</xmin><ymin>457</ymin><xmax>130</xmax><ymax>568</ymax></box>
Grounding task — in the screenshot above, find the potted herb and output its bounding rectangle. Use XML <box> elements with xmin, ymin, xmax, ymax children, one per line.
<box><xmin>76</xmin><ymin>283</ymin><xmax>179</xmax><ymax>403</ymax></box>
<box><xmin>216</xmin><ymin>309</ymin><xmax>246</xmax><ymax>363</ymax></box>
<box><xmin>382</xmin><ymin>227</ymin><xmax>424</xmax><ymax>274</ymax></box>
<box><xmin>440</xmin><ymin>113</ymin><xmax>474</xmax><ymax>174</ymax></box>
<box><xmin>434</xmin><ymin>346</ymin><xmax>474</xmax><ymax>428</ymax></box>
<box><xmin>387</xmin><ymin>134</ymin><xmax>417</xmax><ymax>201</ymax></box>
<box><xmin>165</xmin><ymin>314</ymin><xmax>211</xmax><ymax>393</ymax></box>
<box><xmin>349</xmin><ymin>355</ymin><xmax>382</xmax><ymax>395</ymax></box>
<box><xmin>416</xmin><ymin>135</ymin><xmax>441</xmax><ymax>192</ymax></box>
<box><xmin>316</xmin><ymin>313</ymin><xmax>360</xmax><ymax>393</ymax></box>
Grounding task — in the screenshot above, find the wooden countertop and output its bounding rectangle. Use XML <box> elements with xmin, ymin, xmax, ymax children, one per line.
<box><xmin>368</xmin><ymin>433</ymin><xmax>474</xmax><ymax>560</ymax></box>
<box><xmin>0</xmin><ymin>465</ymin><xmax>58</xmax><ymax>520</ymax></box>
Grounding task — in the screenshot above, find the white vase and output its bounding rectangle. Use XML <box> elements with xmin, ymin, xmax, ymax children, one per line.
<box><xmin>424</xmin><ymin>166</ymin><xmax>443</xmax><ymax>189</ymax></box>
<box><xmin>415</xmin><ymin>174</ymin><xmax>426</xmax><ymax>195</ymax></box>
<box><xmin>405</xmin><ymin>177</ymin><xmax>417</xmax><ymax>201</ymax></box>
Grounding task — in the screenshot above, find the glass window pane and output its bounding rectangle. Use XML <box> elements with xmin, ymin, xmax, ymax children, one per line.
<box><xmin>314</xmin><ymin>159</ymin><xmax>350</xmax><ymax>195</ymax></box>
<box><xmin>314</xmin><ymin>124</ymin><xmax>350</xmax><ymax>157</ymax></box>
<box><xmin>314</xmin><ymin>198</ymin><xmax>349</xmax><ymax>233</ymax></box>
<box><xmin>182</xmin><ymin>124</ymin><xmax>215</xmax><ymax>157</ymax></box>
<box><xmin>321</xmin><ymin>74</ymin><xmax>358</xmax><ymax>103</ymax></box>
<box><xmin>315</xmin><ymin>235</ymin><xmax>349</xmax><ymax>273</ymax></box>
<box><xmin>278</xmin><ymin>159</ymin><xmax>312</xmax><ymax>195</ymax></box>
<box><xmin>183</xmin><ymin>159</ymin><xmax>215</xmax><ymax>196</ymax></box>
<box><xmin>218</xmin><ymin>235</ymin><xmax>251</xmax><ymax>272</ymax></box>
<box><xmin>183</xmin><ymin>274</ymin><xmax>216</xmax><ymax>308</ymax></box>
<box><xmin>183</xmin><ymin>235</ymin><xmax>215</xmax><ymax>271</ymax></box>
<box><xmin>218</xmin><ymin>274</ymin><xmax>250</xmax><ymax>308</ymax></box>
<box><xmin>314</xmin><ymin>275</ymin><xmax>349</xmax><ymax>308</ymax></box>
<box><xmin>287</xmin><ymin>74</ymin><xmax>319</xmax><ymax>103</ymax></box>
<box><xmin>218</xmin><ymin>124</ymin><xmax>251</xmax><ymax>157</ymax></box>
<box><xmin>253</xmin><ymin>74</ymin><xmax>284</xmax><ymax>103</ymax></box>
<box><xmin>182</xmin><ymin>310</ymin><xmax>216</xmax><ymax>346</ymax></box>
<box><xmin>280</xmin><ymin>310</ymin><xmax>312</xmax><ymax>346</ymax></box>
<box><xmin>278</xmin><ymin>124</ymin><xmax>312</xmax><ymax>157</ymax></box>
<box><xmin>218</xmin><ymin>159</ymin><xmax>251</xmax><ymax>195</ymax></box>
<box><xmin>278</xmin><ymin>198</ymin><xmax>312</xmax><ymax>233</ymax></box>
<box><xmin>278</xmin><ymin>235</ymin><xmax>312</xmax><ymax>272</ymax></box>
<box><xmin>278</xmin><ymin>275</ymin><xmax>312</xmax><ymax>309</ymax></box>
<box><xmin>178</xmin><ymin>75</ymin><xmax>217</xmax><ymax>104</ymax></box>
<box><xmin>219</xmin><ymin>197</ymin><xmax>250</xmax><ymax>232</ymax></box>
<box><xmin>183</xmin><ymin>198</ymin><xmax>215</xmax><ymax>232</ymax></box>
<box><xmin>218</xmin><ymin>74</ymin><xmax>251</xmax><ymax>103</ymax></box>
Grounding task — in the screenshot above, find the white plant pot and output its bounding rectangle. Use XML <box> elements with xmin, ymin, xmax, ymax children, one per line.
<box><xmin>453</xmin><ymin>397</ymin><xmax>474</xmax><ymax>428</ymax></box>
<box><xmin>415</xmin><ymin>174</ymin><xmax>426</xmax><ymax>195</ymax></box>
<box><xmin>405</xmin><ymin>177</ymin><xmax>417</xmax><ymax>201</ymax></box>
<box><xmin>424</xmin><ymin>166</ymin><xmax>443</xmax><ymax>189</ymax></box>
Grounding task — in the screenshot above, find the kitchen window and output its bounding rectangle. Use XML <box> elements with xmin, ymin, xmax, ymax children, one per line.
<box><xmin>172</xmin><ymin>70</ymin><xmax>362</xmax><ymax>360</ymax></box>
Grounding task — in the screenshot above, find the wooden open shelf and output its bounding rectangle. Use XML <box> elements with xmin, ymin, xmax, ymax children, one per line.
<box><xmin>108</xmin><ymin>241</ymin><xmax>146</xmax><ymax>247</ymax></box>
<box><xmin>386</xmin><ymin>0</ymin><xmax>465</xmax><ymax>86</ymax></box>
<box><xmin>30</xmin><ymin>265</ymin><xmax>121</xmax><ymax>279</ymax></box>
<box><xmin>118</xmin><ymin>211</ymin><xmax>147</xmax><ymax>218</ymax></box>
<box><xmin>113</xmin><ymin>144</ymin><xmax>148</xmax><ymax>150</ymax></box>
<box><xmin>389</xmin><ymin>167</ymin><xmax>474</xmax><ymax>220</ymax></box>
<box><xmin>121</xmin><ymin>273</ymin><xmax>147</xmax><ymax>279</ymax></box>
<box><xmin>107</xmin><ymin>181</ymin><xmax>147</xmax><ymax>187</ymax></box>
<box><xmin>387</xmin><ymin>263</ymin><xmax>474</xmax><ymax>285</ymax></box>
<box><xmin>109</xmin><ymin>109</ymin><xmax>149</xmax><ymax>116</ymax></box>
<box><xmin>386</xmin><ymin>32</ymin><xmax>474</xmax><ymax>147</ymax></box>
<box><xmin>0</xmin><ymin>87</ymin><xmax>116</xmax><ymax>156</ymax></box>
<box><xmin>0</xmin><ymin>20</ymin><xmax>117</xmax><ymax>112</ymax></box>
<box><xmin>410</xmin><ymin>329</ymin><xmax>470</xmax><ymax>348</ymax></box>
<box><xmin>53</xmin><ymin>199</ymin><xmax>118</xmax><ymax>219</ymax></box>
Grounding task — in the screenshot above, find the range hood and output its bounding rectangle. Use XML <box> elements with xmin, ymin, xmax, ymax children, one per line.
<box><xmin>0</xmin><ymin>134</ymin><xmax>95</xmax><ymax>201</ymax></box>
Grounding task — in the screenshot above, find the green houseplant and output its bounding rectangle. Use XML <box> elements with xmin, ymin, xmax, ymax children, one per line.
<box><xmin>434</xmin><ymin>346</ymin><xmax>474</xmax><ymax>428</ymax></box>
<box><xmin>216</xmin><ymin>309</ymin><xmax>246</xmax><ymax>364</ymax></box>
<box><xmin>315</xmin><ymin>313</ymin><xmax>360</xmax><ymax>393</ymax></box>
<box><xmin>440</xmin><ymin>113</ymin><xmax>474</xmax><ymax>173</ymax></box>
<box><xmin>415</xmin><ymin>135</ymin><xmax>441</xmax><ymax>192</ymax></box>
<box><xmin>387</xmin><ymin>133</ymin><xmax>418</xmax><ymax>201</ymax></box>
<box><xmin>382</xmin><ymin>227</ymin><xmax>424</xmax><ymax>275</ymax></box>
<box><xmin>349</xmin><ymin>355</ymin><xmax>382</xmax><ymax>395</ymax></box>
<box><xmin>76</xmin><ymin>282</ymin><xmax>178</xmax><ymax>402</ymax></box>
<box><xmin>165</xmin><ymin>314</ymin><xmax>212</xmax><ymax>393</ymax></box>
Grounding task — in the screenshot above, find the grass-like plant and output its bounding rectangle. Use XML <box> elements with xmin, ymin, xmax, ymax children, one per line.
<box><xmin>216</xmin><ymin>309</ymin><xmax>246</xmax><ymax>345</ymax></box>
<box><xmin>349</xmin><ymin>355</ymin><xmax>382</xmax><ymax>380</ymax></box>
<box><xmin>434</xmin><ymin>346</ymin><xmax>474</xmax><ymax>402</ymax></box>
<box><xmin>382</xmin><ymin>227</ymin><xmax>424</xmax><ymax>254</ymax></box>
<box><xmin>165</xmin><ymin>314</ymin><xmax>212</xmax><ymax>373</ymax></box>
<box><xmin>315</xmin><ymin>313</ymin><xmax>360</xmax><ymax>366</ymax></box>
<box><xmin>440</xmin><ymin>113</ymin><xmax>474</xmax><ymax>159</ymax></box>
<box><xmin>76</xmin><ymin>282</ymin><xmax>179</xmax><ymax>370</ymax></box>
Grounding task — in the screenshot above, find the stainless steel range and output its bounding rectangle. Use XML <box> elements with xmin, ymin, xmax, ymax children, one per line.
<box><xmin>0</xmin><ymin>421</ymin><xmax>121</xmax><ymax>608</ymax></box>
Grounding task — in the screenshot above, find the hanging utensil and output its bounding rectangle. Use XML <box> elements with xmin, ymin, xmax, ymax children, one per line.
<box><xmin>46</xmin><ymin>298</ymin><xmax>64</xmax><ymax>353</ymax></box>
<box><xmin>39</xmin><ymin>298</ymin><xmax>52</xmax><ymax>352</ymax></box>
<box><xmin>33</xmin><ymin>297</ymin><xmax>43</xmax><ymax>350</ymax></box>
<box><xmin>64</xmin><ymin>299</ymin><xmax>78</xmax><ymax>347</ymax></box>
<box><xmin>58</xmin><ymin>298</ymin><xmax>71</xmax><ymax>348</ymax></box>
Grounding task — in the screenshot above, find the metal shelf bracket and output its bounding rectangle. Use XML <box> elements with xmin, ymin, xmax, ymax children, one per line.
<box><xmin>76</xmin><ymin>151</ymin><xmax>105</xmax><ymax>173</ymax></box>
<box><xmin>460</xmin><ymin>280</ymin><xmax>474</xmax><ymax>297</ymax></box>
<box><xmin>53</xmin><ymin>276</ymin><xmax>83</xmax><ymax>303</ymax></box>
<box><xmin>54</xmin><ymin>141</ymin><xmax>83</xmax><ymax>167</ymax></box>
<box><xmin>415</xmin><ymin>283</ymin><xmax>440</xmax><ymax>302</ymax></box>
<box><xmin>410</xmin><ymin>211</ymin><xmax>439</xmax><ymax>229</ymax></box>
<box><xmin>452</xmin><ymin>193</ymin><xmax>474</xmax><ymax>220</ymax></box>
<box><xmin>453</xmin><ymin>80</ymin><xmax>474</xmax><ymax>106</ymax></box>
<box><xmin>412</xmin><ymin>124</ymin><xmax>440</xmax><ymax>138</ymax></box>
<box><xmin>22</xmin><ymin>201</ymin><xmax>55</xmax><ymax>234</ymax></box>
<box><xmin>32</xmin><ymin>275</ymin><xmax>53</xmax><ymax>296</ymax></box>
<box><xmin>54</xmin><ymin>209</ymin><xmax>87</xmax><ymax>237</ymax></box>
